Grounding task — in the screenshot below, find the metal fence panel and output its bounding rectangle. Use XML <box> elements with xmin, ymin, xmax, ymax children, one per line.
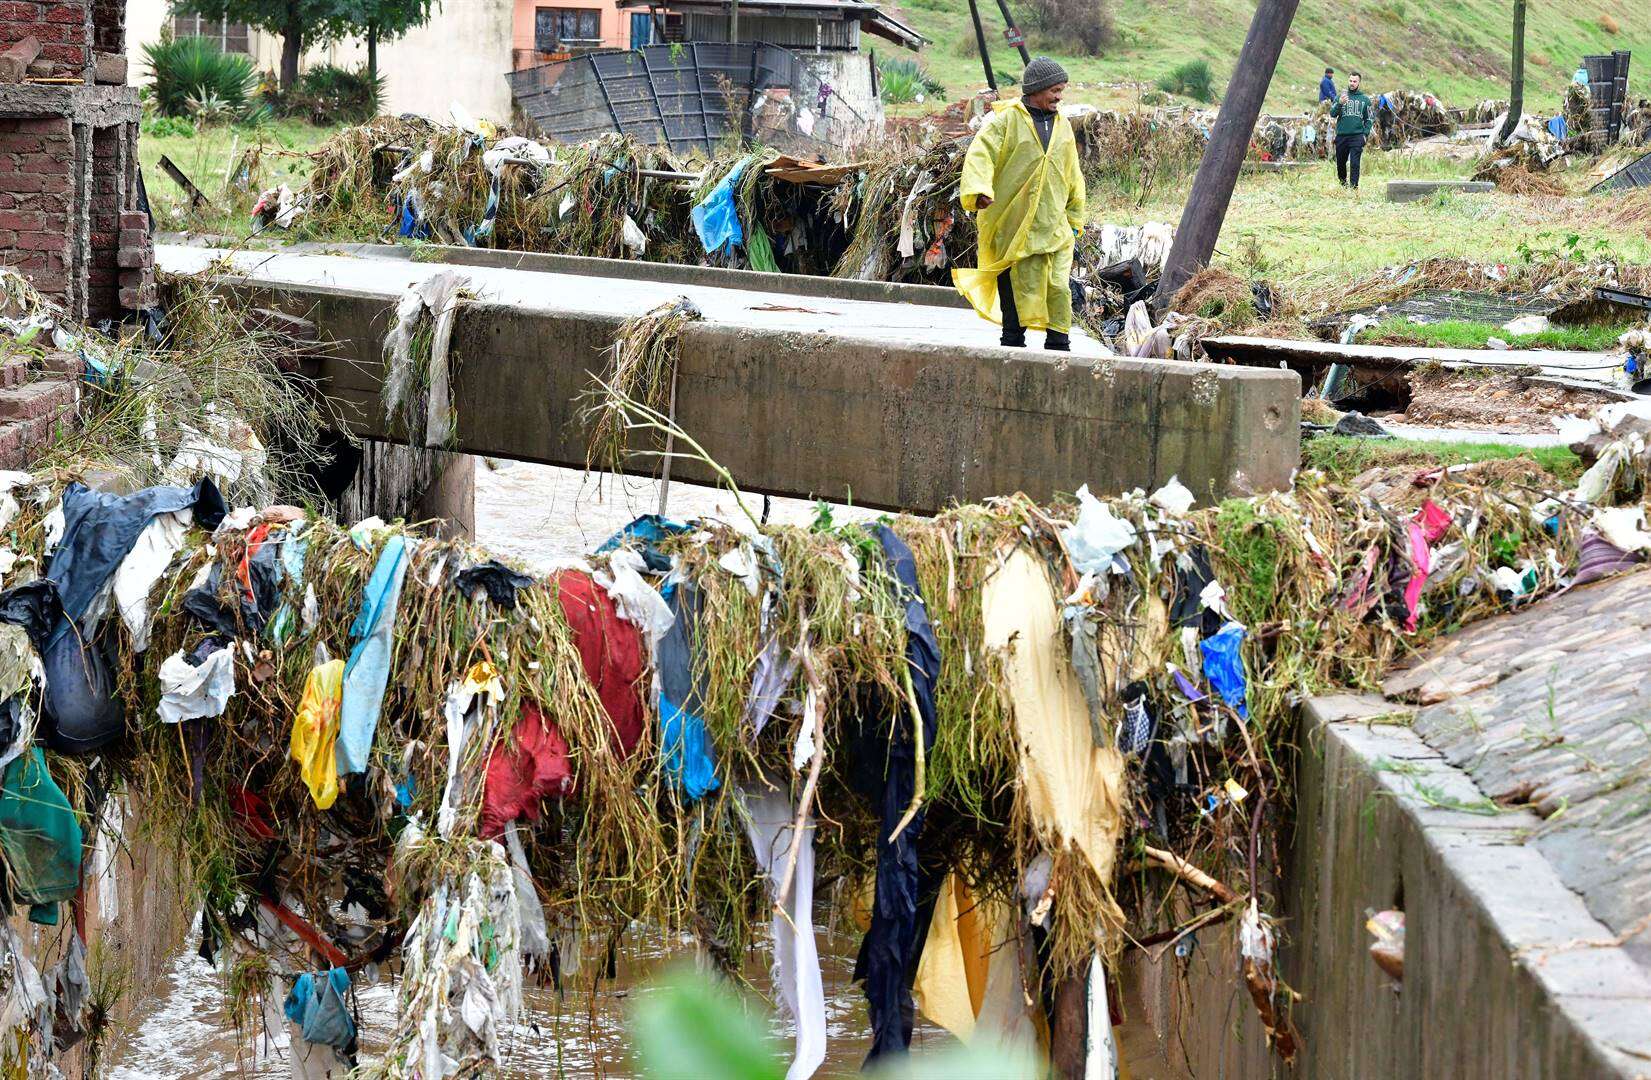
<box><xmin>507</xmin><ymin>41</ymin><xmax>868</xmax><ymax>158</ymax></box>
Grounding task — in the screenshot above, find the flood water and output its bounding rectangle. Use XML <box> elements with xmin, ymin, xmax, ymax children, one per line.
<box><xmin>109</xmin><ymin>461</ymin><xmax>919</xmax><ymax>1078</ymax></box>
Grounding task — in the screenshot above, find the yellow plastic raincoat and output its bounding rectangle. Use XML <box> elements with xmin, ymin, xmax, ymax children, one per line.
<box><xmin>955</xmin><ymin>99</ymin><xmax>1086</xmax><ymax>333</ymax></box>
<box><xmin>290</xmin><ymin>659</ymin><xmax>346</xmax><ymax>810</ymax></box>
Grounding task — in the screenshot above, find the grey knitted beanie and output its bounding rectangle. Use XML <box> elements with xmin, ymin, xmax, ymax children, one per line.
<box><xmin>1021</xmin><ymin>56</ymin><xmax>1069</xmax><ymax>95</ymax></box>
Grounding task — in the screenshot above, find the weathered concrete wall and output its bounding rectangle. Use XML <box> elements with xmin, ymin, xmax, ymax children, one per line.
<box><xmin>1121</xmin><ymin>694</ymin><xmax>1651</xmax><ymax>1077</ymax></box>
<box><xmin>202</xmin><ymin>280</ymin><xmax>1301</xmax><ymax>512</ymax></box>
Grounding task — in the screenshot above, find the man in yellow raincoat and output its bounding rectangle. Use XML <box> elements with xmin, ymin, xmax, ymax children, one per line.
<box><xmin>955</xmin><ymin>57</ymin><xmax>1085</xmax><ymax>351</ymax></box>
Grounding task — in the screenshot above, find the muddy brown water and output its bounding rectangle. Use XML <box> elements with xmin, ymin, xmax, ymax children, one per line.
<box><xmin>109</xmin><ymin>461</ymin><xmax>924</xmax><ymax>1077</ymax></box>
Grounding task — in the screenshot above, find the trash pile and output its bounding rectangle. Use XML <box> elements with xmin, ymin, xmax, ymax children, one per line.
<box><xmin>5</xmin><ymin>265</ymin><xmax>1651</xmax><ymax>1074</ymax></box>
<box><xmin>1372</xmin><ymin>89</ymin><xmax>1455</xmax><ymax>147</ymax></box>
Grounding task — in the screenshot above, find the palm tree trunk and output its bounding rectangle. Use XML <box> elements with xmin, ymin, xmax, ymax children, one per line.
<box><xmin>1496</xmin><ymin>0</ymin><xmax>1526</xmax><ymax>147</ymax></box>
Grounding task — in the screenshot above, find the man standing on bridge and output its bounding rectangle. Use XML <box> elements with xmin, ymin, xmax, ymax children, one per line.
<box><xmin>955</xmin><ymin>56</ymin><xmax>1085</xmax><ymax>352</ymax></box>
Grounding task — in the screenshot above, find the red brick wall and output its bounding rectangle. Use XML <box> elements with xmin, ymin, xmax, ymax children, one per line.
<box><xmin>0</xmin><ymin>115</ymin><xmax>73</xmax><ymax>302</ymax></box>
<box><xmin>0</xmin><ymin>1</ymin><xmax>93</xmax><ymax>76</ymax></box>
<box><xmin>91</xmin><ymin>0</ymin><xmax>122</xmax><ymax>54</ymax></box>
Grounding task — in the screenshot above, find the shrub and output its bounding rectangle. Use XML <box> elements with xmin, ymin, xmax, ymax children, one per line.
<box><xmin>144</xmin><ymin>36</ymin><xmax>257</xmax><ymax>118</ymax></box>
<box><xmin>1025</xmin><ymin>0</ymin><xmax>1114</xmax><ymax>55</ymax></box>
<box><xmin>879</xmin><ymin>58</ymin><xmax>943</xmax><ymax>104</ymax></box>
<box><xmin>276</xmin><ymin>64</ymin><xmax>383</xmax><ymax>125</ymax></box>
<box><xmin>1156</xmin><ymin>59</ymin><xmax>1216</xmax><ymax>103</ymax></box>
<box><xmin>142</xmin><ymin>114</ymin><xmax>197</xmax><ymax>139</ymax></box>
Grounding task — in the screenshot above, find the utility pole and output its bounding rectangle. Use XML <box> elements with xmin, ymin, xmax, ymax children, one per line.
<box><xmin>1151</xmin><ymin>0</ymin><xmax>1302</xmax><ymax>311</ymax></box>
<box><xmin>967</xmin><ymin>0</ymin><xmax>997</xmax><ymax>91</ymax></box>
<box><xmin>1495</xmin><ymin>0</ymin><xmax>1526</xmax><ymax>147</ymax></box>
<box><xmin>992</xmin><ymin>0</ymin><xmax>1031</xmax><ymax>65</ymax></box>
<box><xmin>729</xmin><ymin>0</ymin><xmax>741</xmax><ymax>44</ymax></box>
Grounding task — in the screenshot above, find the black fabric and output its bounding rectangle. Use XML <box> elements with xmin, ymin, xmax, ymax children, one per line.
<box><xmin>1095</xmin><ymin>258</ymin><xmax>1151</xmax><ymax>307</ymax></box>
<box><xmin>851</xmin><ymin>525</ymin><xmax>941</xmax><ymax>1066</ymax></box>
<box><xmin>998</xmin><ymin>270</ymin><xmax>1024</xmax><ymax>347</ymax></box>
<box><xmin>1169</xmin><ymin>547</ymin><xmax>1224</xmax><ymax>637</ymax></box>
<box><xmin>1044</xmin><ymin>330</ymin><xmax>1071</xmax><ymax>351</ymax></box>
<box><xmin>182</xmin><ymin>543</ymin><xmax>281</xmax><ymax>638</ymax></box>
<box><xmin>40</xmin><ymin>631</ymin><xmax>124</xmax><ymax>754</ymax></box>
<box><xmin>47</xmin><ymin>479</ymin><xmax>224</xmax><ymax>640</ymax></box>
<box><xmin>0</xmin><ymin>693</ymin><xmax>23</xmax><ymax>760</ymax></box>
<box><xmin>1335</xmin><ymin>134</ymin><xmax>1366</xmax><ymax>188</ymax></box>
<box><xmin>0</xmin><ymin>579</ymin><xmax>124</xmax><ymax>754</ymax></box>
<box><xmin>454</xmin><ymin>560</ymin><xmax>535</xmax><ymax>610</ymax></box>
<box><xmin>1027</xmin><ymin>105</ymin><xmax>1057</xmax><ymax>151</ymax></box>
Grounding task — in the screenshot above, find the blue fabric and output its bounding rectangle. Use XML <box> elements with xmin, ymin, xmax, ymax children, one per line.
<box><xmin>267</xmin><ymin>532</ymin><xmax>310</xmax><ymax>645</ymax></box>
<box><xmin>338</xmin><ymin>534</ymin><xmax>409</xmax><ymax>775</ymax></box>
<box><xmin>284</xmin><ymin>968</ymin><xmax>355</xmax><ymax>1051</ymax></box>
<box><xmin>656</xmin><ymin>580</ymin><xmax>719</xmax><ymax>800</ymax></box>
<box><xmin>691</xmin><ymin>158</ymin><xmax>751</xmax><ymax>256</ymax></box>
<box><xmin>48</xmin><ymin>480</ymin><xmax>225</xmax><ymax>641</ymax></box>
<box><xmin>597</xmin><ymin>513</ymin><xmax>691</xmax><ymax>573</ymax></box>
<box><xmin>1320</xmin><ymin>76</ymin><xmax>1337</xmax><ymax>103</ymax></box>
<box><xmin>855</xmin><ymin>525</ymin><xmax>940</xmax><ymax>1064</ymax></box>
<box><xmin>1200</xmin><ymin>621</ymin><xmax>1248</xmax><ymax>720</ymax></box>
<box><xmin>1547</xmin><ymin>115</ymin><xmax>1567</xmax><ymax>140</ymax></box>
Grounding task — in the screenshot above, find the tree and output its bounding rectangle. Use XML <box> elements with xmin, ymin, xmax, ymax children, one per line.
<box><xmin>335</xmin><ymin>0</ymin><xmax>438</xmax><ymax>90</ymax></box>
<box><xmin>168</xmin><ymin>0</ymin><xmax>437</xmax><ymax>91</ymax></box>
<box><xmin>1495</xmin><ymin>0</ymin><xmax>1526</xmax><ymax>148</ymax></box>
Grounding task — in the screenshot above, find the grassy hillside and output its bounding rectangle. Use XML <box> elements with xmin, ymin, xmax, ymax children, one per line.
<box><xmin>891</xmin><ymin>0</ymin><xmax>1646</xmax><ymax>112</ymax></box>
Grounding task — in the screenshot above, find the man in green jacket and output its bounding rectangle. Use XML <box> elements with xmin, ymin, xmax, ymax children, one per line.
<box><xmin>1330</xmin><ymin>71</ymin><xmax>1374</xmax><ymax>189</ymax></box>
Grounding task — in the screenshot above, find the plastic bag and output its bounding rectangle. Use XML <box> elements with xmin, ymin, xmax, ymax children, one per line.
<box><xmin>1063</xmin><ymin>485</ymin><xmax>1137</xmax><ymax>575</ymax></box>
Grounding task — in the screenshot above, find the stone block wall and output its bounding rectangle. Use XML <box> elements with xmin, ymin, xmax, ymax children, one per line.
<box><xmin>1</xmin><ymin>0</ymin><xmax>151</xmax><ymax>323</ymax></box>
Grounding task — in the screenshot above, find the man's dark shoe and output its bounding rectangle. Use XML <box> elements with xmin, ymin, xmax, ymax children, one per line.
<box><xmin>1001</xmin><ymin>330</ymin><xmax>1027</xmax><ymax>348</ymax></box>
<box><xmin>1045</xmin><ymin>331</ymin><xmax>1071</xmax><ymax>351</ymax></box>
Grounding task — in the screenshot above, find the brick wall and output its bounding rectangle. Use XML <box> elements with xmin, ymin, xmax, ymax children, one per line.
<box><xmin>0</xmin><ymin>115</ymin><xmax>73</xmax><ymax>302</ymax></box>
<box><xmin>0</xmin><ymin>1</ymin><xmax>93</xmax><ymax>78</ymax></box>
<box><xmin>91</xmin><ymin>0</ymin><xmax>122</xmax><ymax>54</ymax></box>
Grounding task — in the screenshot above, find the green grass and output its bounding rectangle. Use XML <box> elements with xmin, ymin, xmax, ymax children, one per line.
<box><xmin>1301</xmin><ymin>435</ymin><xmax>1584</xmax><ymax>484</ymax></box>
<box><xmin>1363</xmin><ymin>317</ymin><xmax>1633</xmax><ymax>352</ymax></box>
<box><xmin>1095</xmin><ymin>152</ymin><xmax>1651</xmax><ymax>290</ymax></box>
<box><xmin>894</xmin><ymin>0</ymin><xmax>1637</xmax><ymax>111</ymax></box>
<box><xmin>138</xmin><ymin>116</ymin><xmax>339</xmax><ymax>233</ymax></box>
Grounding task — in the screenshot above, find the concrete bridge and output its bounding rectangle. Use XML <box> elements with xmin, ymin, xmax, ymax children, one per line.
<box><xmin>156</xmin><ymin>243</ymin><xmax>1300</xmax><ymax>514</ymax></box>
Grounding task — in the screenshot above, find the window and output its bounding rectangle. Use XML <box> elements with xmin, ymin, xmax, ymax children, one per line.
<box><xmin>535</xmin><ymin>7</ymin><xmax>603</xmax><ymax>49</ymax></box>
<box><xmin>170</xmin><ymin>14</ymin><xmax>251</xmax><ymax>54</ymax></box>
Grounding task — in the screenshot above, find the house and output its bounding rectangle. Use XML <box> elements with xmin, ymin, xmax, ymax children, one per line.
<box><xmin>121</xmin><ymin>0</ymin><xmax>919</xmax><ymax>129</ymax></box>
<box><xmin>616</xmin><ymin>0</ymin><xmax>921</xmax><ymax>118</ymax></box>
<box><xmin>124</xmin><ymin>0</ymin><xmax>516</xmax><ymax>120</ymax></box>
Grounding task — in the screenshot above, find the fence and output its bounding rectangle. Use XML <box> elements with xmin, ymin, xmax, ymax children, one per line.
<box><xmin>506</xmin><ymin>42</ymin><xmax>871</xmax><ymax>158</ymax></box>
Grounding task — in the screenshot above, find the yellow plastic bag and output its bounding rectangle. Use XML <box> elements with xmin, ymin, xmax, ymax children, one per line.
<box><xmin>290</xmin><ymin>659</ymin><xmax>346</xmax><ymax>809</ymax></box>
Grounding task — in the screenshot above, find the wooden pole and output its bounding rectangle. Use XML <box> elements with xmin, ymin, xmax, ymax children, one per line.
<box><xmin>991</xmin><ymin>0</ymin><xmax>1031</xmax><ymax>64</ymax></box>
<box><xmin>967</xmin><ymin>0</ymin><xmax>997</xmax><ymax>91</ymax></box>
<box><xmin>1495</xmin><ymin>0</ymin><xmax>1526</xmax><ymax>147</ymax></box>
<box><xmin>1151</xmin><ymin>0</ymin><xmax>1302</xmax><ymax>312</ymax></box>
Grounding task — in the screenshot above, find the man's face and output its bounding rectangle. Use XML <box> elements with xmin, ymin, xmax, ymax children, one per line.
<box><xmin>1027</xmin><ymin>81</ymin><xmax>1066</xmax><ymax>110</ymax></box>
<box><xmin>1349</xmin><ymin>75</ymin><xmax>1361</xmax><ymax>92</ymax></box>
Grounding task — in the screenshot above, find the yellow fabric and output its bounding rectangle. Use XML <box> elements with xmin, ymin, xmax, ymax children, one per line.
<box><xmin>915</xmin><ymin>876</ymin><xmax>1033</xmax><ymax>1046</ymax></box>
<box><xmin>982</xmin><ymin>548</ymin><xmax>1126</xmax><ymax>884</ymax></box>
<box><xmin>290</xmin><ymin>659</ymin><xmax>346</xmax><ymax>810</ymax></box>
<box><xmin>953</xmin><ymin>99</ymin><xmax>1086</xmax><ymax>333</ymax></box>
<box><xmin>914</xmin><ymin>874</ymin><xmax>991</xmax><ymax>1039</ymax></box>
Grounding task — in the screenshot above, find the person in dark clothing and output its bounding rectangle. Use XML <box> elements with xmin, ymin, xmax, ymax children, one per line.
<box><xmin>1330</xmin><ymin>71</ymin><xmax>1374</xmax><ymax>190</ymax></box>
<box><xmin>1319</xmin><ymin>68</ymin><xmax>1336</xmax><ymax>105</ymax></box>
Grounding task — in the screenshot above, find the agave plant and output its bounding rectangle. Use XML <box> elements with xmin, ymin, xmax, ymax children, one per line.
<box><xmin>144</xmin><ymin>36</ymin><xmax>257</xmax><ymax>119</ymax></box>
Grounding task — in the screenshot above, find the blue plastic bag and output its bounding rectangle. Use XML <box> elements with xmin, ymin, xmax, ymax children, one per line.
<box><xmin>691</xmin><ymin>158</ymin><xmax>751</xmax><ymax>256</ymax></box>
<box><xmin>1199</xmin><ymin>621</ymin><xmax>1249</xmax><ymax>720</ymax></box>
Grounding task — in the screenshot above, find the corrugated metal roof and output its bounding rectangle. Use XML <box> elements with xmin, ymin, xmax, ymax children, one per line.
<box><xmin>615</xmin><ymin>0</ymin><xmax>925</xmax><ymax>48</ymax></box>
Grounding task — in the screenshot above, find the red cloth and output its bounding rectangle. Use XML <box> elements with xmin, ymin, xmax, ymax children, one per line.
<box><xmin>478</xmin><ymin>572</ymin><xmax>647</xmax><ymax>838</ymax></box>
<box><xmin>551</xmin><ymin>570</ymin><xmax>646</xmax><ymax>757</ymax></box>
<box><xmin>481</xmin><ymin>701</ymin><xmax>573</xmax><ymax>838</ymax></box>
